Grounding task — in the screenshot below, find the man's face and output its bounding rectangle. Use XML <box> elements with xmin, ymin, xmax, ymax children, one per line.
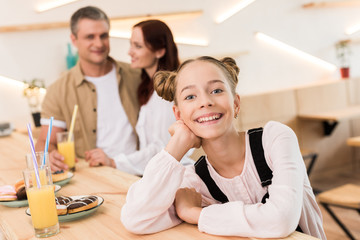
<box><xmin>71</xmin><ymin>18</ymin><xmax>110</xmax><ymax>66</ymax></box>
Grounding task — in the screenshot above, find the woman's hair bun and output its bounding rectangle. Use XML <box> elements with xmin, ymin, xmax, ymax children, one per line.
<box><xmin>153</xmin><ymin>71</ymin><xmax>176</xmax><ymax>102</ymax></box>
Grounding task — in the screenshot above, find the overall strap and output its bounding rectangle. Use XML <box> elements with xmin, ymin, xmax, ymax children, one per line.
<box><xmin>248</xmin><ymin>127</ymin><xmax>303</xmax><ymax>233</ymax></box>
<box><xmin>248</xmin><ymin>127</ymin><xmax>273</xmax><ymax>188</ymax></box>
<box><xmin>194</xmin><ymin>156</ymin><xmax>229</xmax><ymax>203</ymax></box>
<box><xmin>194</xmin><ymin>127</ymin><xmax>303</xmax><ymax>232</ymax></box>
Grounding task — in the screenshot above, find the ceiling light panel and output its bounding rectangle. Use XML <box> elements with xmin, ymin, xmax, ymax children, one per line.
<box><xmin>35</xmin><ymin>0</ymin><xmax>80</xmax><ymax>12</ymax></box>
<box><xmin>255</xmin><ymin>32</ymin><xmax>336</xmax><ymax>71</ymax></box>
<box><xmin>215</xmin><ymin>0</ymin><xmax>256</xmax><ymax>24</ymax></box>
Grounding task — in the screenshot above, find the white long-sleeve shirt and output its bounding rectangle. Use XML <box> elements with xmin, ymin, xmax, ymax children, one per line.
<box><xmin>121</xmin><ymin>121</ymin><xmax>326</xmax><ymax>239</ymax></box>
<box><xmin>113</xmin><ymin>92</ymin><xmax>193</xmax><ymax>175</ymax></box>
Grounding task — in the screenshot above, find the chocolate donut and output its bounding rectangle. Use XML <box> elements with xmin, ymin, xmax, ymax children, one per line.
<box><xmin>56</xmin><ymin>205</ymin><xmax>67</xmax><ymax>215</ymax></box>
<box><xmin>55</xmin><ymin>196</ymin><xmax>73</xmax><ymax>205</ymax></box>
<box><xmin>16</xmin><ymin>186</ymin><xmax>27</xmax><ymax>200</ymax></box>
<box><xmin>67</xmin><ymin>196</ymin><xmax>98</xmax><ymax>214</ymax></box>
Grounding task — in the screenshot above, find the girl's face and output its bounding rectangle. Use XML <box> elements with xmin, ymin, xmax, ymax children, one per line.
<box><xmin>173</xmin><ymin>60</ymin><xmax>240</xmax><ymax>139</ymax></box>
<box><xmin>128</xmin><ymin>27</ymin><xmax>163</xmax><ymax>70</ymax></box>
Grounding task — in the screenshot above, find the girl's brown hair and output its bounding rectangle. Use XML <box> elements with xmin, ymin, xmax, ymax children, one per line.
<box><xmin>154</xmin><ymin>56</ymin><xmax>240</xmax><ymax>105</ymax></box>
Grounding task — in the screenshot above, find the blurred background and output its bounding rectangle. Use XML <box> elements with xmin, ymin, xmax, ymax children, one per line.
<box><xmin>0</xmin><ymin>0</ymin><xmax>358</xmax><ymax>128</ymax></box>
<box><xmin>1</xmin><ymin>2</ymin><xmax>360</xmax><ymax>238</ymax></box>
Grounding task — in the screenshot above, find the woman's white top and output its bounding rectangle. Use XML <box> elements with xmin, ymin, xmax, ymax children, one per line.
<box><xmin>121</xmin><ymin>121</ymin><xmax>326</xmax><ymax>239</ymax></box>
<box><xmin>113</xmin><ymin>91</ymin><xmax>193</xmax><ymax>175</ymax></box>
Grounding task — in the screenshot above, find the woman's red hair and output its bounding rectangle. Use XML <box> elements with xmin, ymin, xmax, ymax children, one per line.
<box><xmin>134</xmin><ymin>20</ymin><xmax>180</xmax><ymax>106</ymax></box>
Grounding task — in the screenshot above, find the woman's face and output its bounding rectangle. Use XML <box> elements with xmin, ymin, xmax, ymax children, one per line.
<box><xmin>128</xmin><ymin>27</ymin><xmax>159</xmax><ymax>70</ymax></box>
<box><xmin>173</xmin><ymin>60</ymin><xmax>240</xmax><ymax>139</ymax></box>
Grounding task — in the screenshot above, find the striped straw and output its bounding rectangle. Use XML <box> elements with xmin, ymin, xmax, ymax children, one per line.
<box><xmin>42</xmin><ymin>117</ymin><xmax>53</xmax><ymax>167</ymax></box>
<box><xmin>27</xmin><ymin>123</ymin><xmax>41</xmax><ymax>189</ymax></box>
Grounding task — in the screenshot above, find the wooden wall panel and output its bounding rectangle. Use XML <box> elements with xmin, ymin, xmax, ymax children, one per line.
<box><xmin>347</xmin><ymin>78</ymin><xmax>360</xmax><ymax>168</ymax></box>
<box><xmin>295</xmin><ymin>80</ymin><xmax>348</xmax><ymax>114</ymax></box>
<box><xmin>236</xmin><ymin>89</ymin><xmax>298</xmax><ymax>132</ymax></box>
<box><xmin>298</xmin><ymin>120</ymin><xmax>352</xmax><ymax>171</ymax></box>
<box><xmin>295</xmin><ymin>80</ymin><xmax>353</xmax><ymax>175</ymax></box>
<box><xmin>346</xmin><ymin>78</ymin><xmax>360</xmax><ymax>105</ymax></box>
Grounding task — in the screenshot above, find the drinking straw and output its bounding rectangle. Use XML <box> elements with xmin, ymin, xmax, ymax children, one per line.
<box><xmin>27</xmin><ymin>123</ymin><xmax>41</xmax><ymax>189</ymax></box>
<box><xmin>42</xmin><ymin>116</ymin><xmax>54</xmax><ymax>166</ymax></box>
<box><xmin>67</xmin><ymin>104</ymin><xmax>78</xmax><ymax>142</ymax></box>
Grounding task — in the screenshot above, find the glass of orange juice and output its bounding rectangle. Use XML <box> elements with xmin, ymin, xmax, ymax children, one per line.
<box><xmin>26</xmin><ymin>152</ymin><xmax>50</xmax><ymax>185</ymax></box>
<box><xmin>26</xmin><ymin>152</ymin><xmax>49</xmax><ymax>168</ymax></box>
<box><xmin>56</xmin><ymin>132</ymin><xmax>75</xmax><ymax>171</ymax></box>
<box><xmin>23</xmin><ymin>166</ymin><xmax>59</xmax><ymax>238</ymax></box>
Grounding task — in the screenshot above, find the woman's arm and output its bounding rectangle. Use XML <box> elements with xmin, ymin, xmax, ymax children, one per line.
<box><xmin>113</xmin><ymin>142</ymin><xmax>195</xmax><ymax>175</ymax></box>
<box><xmin>112</xmin><ymin>139</ymin><xmax>165</xmax><ymax>175</ymax></box>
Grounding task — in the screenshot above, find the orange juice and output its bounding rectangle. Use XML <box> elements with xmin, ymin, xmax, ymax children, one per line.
<box><xmin>58</xmin><ymin>141</ymin><xmax>75</xmax><ymax>170</ymax></box>
<box><xmin>26</xmin><ymin>152</ymin><xmax>49</xmax><ymax>170</ymax></box>
<box><xmin>27</xmin><ymin>185</ymin><xmax>58</xmax><ymax>229</ymax></box>
<box><xmin>31</xmin><ymin>168</ymin><xmax>47</xmax><ymax>187</ymax></box>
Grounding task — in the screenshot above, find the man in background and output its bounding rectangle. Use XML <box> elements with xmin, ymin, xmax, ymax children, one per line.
<box><xmin>36</xmin><ymin>6</ymin><xmax>141</xmax><ymax>172</ymax></box>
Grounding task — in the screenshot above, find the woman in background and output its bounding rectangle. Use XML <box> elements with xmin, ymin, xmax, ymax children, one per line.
<box><xmin>112</xmin><ymin>19</ymin><xmax>192</xmax><ymax>174</ymax></box>
<box><xmin>87</xmin><ymin>19</ymin><xmax>193</xmax><ymax>173</ymax></box>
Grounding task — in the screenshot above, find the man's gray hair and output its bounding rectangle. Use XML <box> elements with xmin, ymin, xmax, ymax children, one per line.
<box><xmin>70</xmin><ymin>6</ymin><xmax>110</xmax><ymax>36</ymax></box>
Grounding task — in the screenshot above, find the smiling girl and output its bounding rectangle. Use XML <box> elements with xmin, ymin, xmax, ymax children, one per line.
<box><xmin>121</xmin><ymin>57</ymin><xmax>326</xmax><ymax>239</ymax></box>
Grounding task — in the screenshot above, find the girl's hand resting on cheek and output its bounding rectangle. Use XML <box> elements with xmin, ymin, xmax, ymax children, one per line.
<box><xmin>175</xmin><ymin>188</ymin><xmax>202</xmax><ymax>225</ymax></box>
<box><xmin>165</xmin><ymin>120</ymin><xmax>201</xmax><ymax>161</ymax></box>
<box><xmin>168</xmin><ymin>120</ymin><xmax>202</xmax><ymax>148</ymax></box>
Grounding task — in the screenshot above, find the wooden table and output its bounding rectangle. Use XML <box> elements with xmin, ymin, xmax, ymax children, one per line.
<box><xmin>347</xmin><ymin>136</ymin><xmax>360</xmax><ymax>147</ymax></box>
<box><xmin>0</xmin><ymin>131</ymin><xmax>318</xmax><ymax>240</ymax></box>
<box><xmin>297</xmin><ymin>105</ymin><xmax>360</xmax><ymax>135</ymax></box>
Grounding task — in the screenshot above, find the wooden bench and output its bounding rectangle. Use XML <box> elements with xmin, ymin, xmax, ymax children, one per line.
<box><xmin>317</xmin><ymin>184</ymin><xmax>360</xmax><ymax>240</ymax></box>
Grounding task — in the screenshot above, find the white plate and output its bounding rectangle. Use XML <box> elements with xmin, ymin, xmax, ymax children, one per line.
<box><xmin>26</xmin><ymin>195</ymin><xmax>104</xmax><ymax>222</ymax></box>
<box><xmin>53</xmin><ymin>172</ymin><xmax>74</xmax><ymax>186</ymax></box>
<box><xmin>54</xmin><ymin>185</ymin><xmax>61</xmax><ymax>193</ymax></box>
<box><xmin>0</xmin><ymin>185</ymin><xmax>61</xmax><ymax>208</ymax></box>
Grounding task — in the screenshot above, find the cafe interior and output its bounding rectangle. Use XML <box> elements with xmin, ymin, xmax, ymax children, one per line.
<box><xmin>0</xmin><ymin>0</ymin><xmax>359</xmax><ymax>239</ymax></box>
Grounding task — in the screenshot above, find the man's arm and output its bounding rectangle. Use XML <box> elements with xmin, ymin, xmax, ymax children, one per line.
<box><xmin>35</xmin><ymin>125</ymin><xmax>60</xmax><ymax>152</ymax></box>
<box><xmin>35</xmin><ymin>125</ymin><xmax>68</xmax><ymax>171</ymax></box>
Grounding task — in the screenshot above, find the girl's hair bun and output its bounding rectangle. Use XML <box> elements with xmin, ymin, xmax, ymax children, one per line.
<box><xmin>153</xmin><ymin>56</ymin><xmax>240</xmax><ymax>103</ymax></box>
<box><xmin>220</xmin><ymin>57</ymin><xmax>240</xmax><ymax>84</ymax></box>
<box><xmin>153</xmin><ymin>71</ymin><xmax>176</xmax><ymax>102</ymax></box>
